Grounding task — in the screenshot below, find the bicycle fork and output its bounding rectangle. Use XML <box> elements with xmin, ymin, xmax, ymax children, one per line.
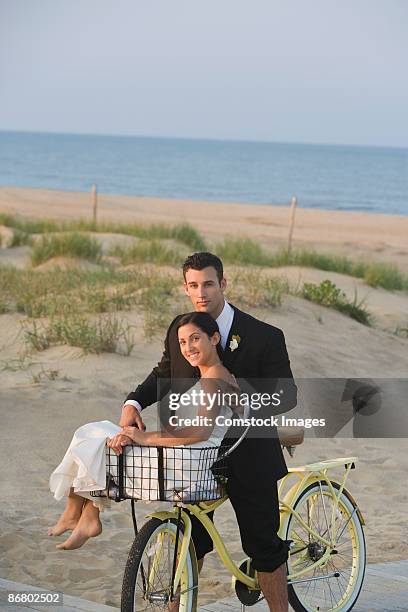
<box><xmin>147</xmin><ymin>507</ymin><xmax>197</xmax><ymax>604</ymax></box>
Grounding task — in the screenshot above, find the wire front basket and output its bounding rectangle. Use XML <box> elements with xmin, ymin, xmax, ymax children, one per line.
<box><xmin>91</xmin><ymin>444</ymin><xmax>230</xmax><ymax>503</ymax></box>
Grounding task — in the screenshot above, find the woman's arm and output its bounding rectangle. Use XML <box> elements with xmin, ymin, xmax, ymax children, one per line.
<box><xmin>122</xmin><ymin>395</ymin><xmax>219</xmax><ymax>446</ymax></box>
<box><xmin>121</xmin><ymin>426</ymin><xmax>211</xmax><ymax>447</ymax></box>
<box><xmin>122</xmin><ymin>375</ymin><xmax>241</xmax><ymax>447</ymax></box>
<box><xmin>122</xmin><ymin>378</ymin><xmax>228</xmax><ymax>446</ymax></box>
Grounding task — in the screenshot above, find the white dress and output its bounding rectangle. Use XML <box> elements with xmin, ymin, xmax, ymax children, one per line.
<box><xmin>49</xmin><ymin>383</ymin><xmax>232</xmax><ymax>509</ymax></box>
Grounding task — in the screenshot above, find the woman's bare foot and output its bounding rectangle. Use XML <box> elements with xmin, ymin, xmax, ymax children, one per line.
<box><xmin>48</xmin><ymin>515</ymin><xmax>80</xmax><ymax>537</ymax></box>
<box><xmin>48</xmin><ymin>490</ymin><xmax>85</xmax><ymax>536</ymax></box>
<box><xmin>56</xmin><ymin>500</ymin><xmax>102</xmax><ymax>550</ymax></box>
<box><xmin>55</xmin><ymin>519</ymin><xmax>102</xmax><ymax>549</ymax></box>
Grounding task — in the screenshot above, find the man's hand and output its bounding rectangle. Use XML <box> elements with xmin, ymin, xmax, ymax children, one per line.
<box><xmin>119</xmin><ymin>403</ymin><xmax>146</xmax><ymax>430</ymax></box>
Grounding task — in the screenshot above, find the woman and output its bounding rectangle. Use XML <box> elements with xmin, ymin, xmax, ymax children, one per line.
<box><xmin>48</xmin><ymin>312</ymin><xmax>238</xmax><ymax>550</ymax></box>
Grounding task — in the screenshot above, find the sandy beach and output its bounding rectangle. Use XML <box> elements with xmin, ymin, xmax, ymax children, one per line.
<box><xmin>1</xmin><ymin>187</ymin><xmax>408</xmax><ymax>608</ymax></box>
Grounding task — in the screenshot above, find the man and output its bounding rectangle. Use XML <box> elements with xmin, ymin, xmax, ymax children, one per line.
<box><xmin>119</xmin><ymin>252</ymin><xmax>297</xmax><ymax>612</ymax></box>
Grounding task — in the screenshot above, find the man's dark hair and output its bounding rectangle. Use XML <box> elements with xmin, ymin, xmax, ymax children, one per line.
<box><xmin>182</xmin><ymin>252</ymin><xmax>224</xmax><ymax>284</ymax></box>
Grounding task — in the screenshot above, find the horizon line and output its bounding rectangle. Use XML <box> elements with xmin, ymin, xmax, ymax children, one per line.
<box><xmin>1</xmin><ymin>128</ymin><xmax>407</xmax><ymax>152</ymax></box>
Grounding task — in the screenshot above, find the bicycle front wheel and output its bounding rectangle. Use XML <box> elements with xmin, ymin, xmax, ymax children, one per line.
<box><xmin>285</xmin><ymin>481</ymin><xmax>365</xmax><ymax>612</ymax></box>
<box><xmin>121</xmin><ymin>517</ymin><xmax>198</xmax><ymax>612</ymax></box>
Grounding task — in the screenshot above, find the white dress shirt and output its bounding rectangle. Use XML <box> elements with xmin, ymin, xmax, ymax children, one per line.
<box><xmin>124</xmin><ymin>301</ymin><xmax>235</xmax><ymax>413</ymax></box>
<box><xmin>216</xmin><ymin>300</ymin><xmax>235</xmax><ymax>350</ymax></box>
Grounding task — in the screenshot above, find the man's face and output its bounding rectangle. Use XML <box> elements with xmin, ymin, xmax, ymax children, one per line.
<box><xmin>184</xmin><ymin>267</ymin><xmax>226</xmax><ymax>319</ymax></box>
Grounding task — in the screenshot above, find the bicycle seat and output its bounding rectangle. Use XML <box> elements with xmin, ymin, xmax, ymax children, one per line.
<box><xmin>277</xmin><ymin>426</ymin><xmax>304</xmax><ymax>446</ymax></box>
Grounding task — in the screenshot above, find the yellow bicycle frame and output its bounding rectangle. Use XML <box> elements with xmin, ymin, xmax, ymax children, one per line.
<box><xmin>147</xmin><ymin>456</ymin><xmax>364</xmax><ymax>591</ymax></box>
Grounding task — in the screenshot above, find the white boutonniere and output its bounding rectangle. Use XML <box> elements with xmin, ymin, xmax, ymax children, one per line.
<box><xmin>229</xmin><ymin>334</ymin><xmax>241</xmax><ymax>352</ymax></box>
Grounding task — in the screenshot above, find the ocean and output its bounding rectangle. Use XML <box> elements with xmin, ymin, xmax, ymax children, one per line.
<box><xmin>0</xmin><ymin>131</ymin><xmax>407</xmax><ymax>215</ymax></box>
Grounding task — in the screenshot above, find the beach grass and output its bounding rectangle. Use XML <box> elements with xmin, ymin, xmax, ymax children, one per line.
<box><xmin>140</xmin><ymin>285</ymin><xmax>173</xmax><ymax>337</ymax></box>
<box><xmin>23</xmin><ymin>313</ymin><xmax>136</xmax><ymax>355</ymax></box>
<box><xmin>288</xmin><ymin>249</ymin><xmax>406</xmax><ymax>290</ymax></box>
<box><xmin>0</xmin><ymin>266</ymin><xmax>126</xmax><ymax>308</ymax></box>
<box><xmin>169</xmin><ymin>223</ymin><xmax>207</xmax><ymax>251</ymax></box>
<box><xmin>216</xmin><ymin>237</ymin><xmax>408</xmax><ymax>290</ymax></box>
<box><xmin>227</xmin><ymin>269</ymin><xmax>289</xmax><ymax>308</ymax></box>
<box><xmin>0</xmin><ymin>266</ymin><xmax>179</xmax><ymax>319</ymax></box>
<box><xmin>0</xmin><ymin>213</ymin><xmax>206</xmax><ymax>251</ymax></box>
<box><xmin>0</xmin><ymin>354</ymin><xmax>35</xmax><ymax>373</ymax></box>
<box><xmin>111</xmin><ymin>240</ymin><xmax>183</xmax><ymax>266</ymax></box>
<box><xmin>10</xmin><ymin>229</ymin><xmax>33</xmax><ymax>247</ymax></box>
<box><xmin>0</xmin><ymin>216</ymin><xmax>401</xmax><ymax>353</ymax></box>
<box><xmin>0</xmin><ymin>212</ymin><xmax>61</xmax><ymax>234</ymax></box>
<box><xmin>216</xmin><ymin>237</ymin><xmax>271</xmax><ymax>266</ymax></box>
<box><xmin>362</xmin><ymin>263</ymin><xmax>407</xmax><ymax>291</ymax></box>
<box><xmin>16</xmin><ymin>288</ymin><xmax>135</xmax><ymax>319</ymax></box>
<box><xmin>30</xmin><ymin>366</ymin><xmax>60</xmax><ymax>383</ymax></box>
<box><xmin>83</xmin><ymin>220</ymin><xmax>206</xmax><ymax>251</ymax></box>
<box><xmin>1</xmin><ymin>265</ymin><xmax>180</xmax><ymax>351</ymax></box>
<box><xmin>394</xmin><ymin>324</ymin><xmax>408</xmax><ymax>338</ymax></box>
<box><xmin>31</xmin><ymin>233</ymin><xmax>102</xmax><ymax>266</ymax></box>
<box><xmin>302</xmin><ymin>279</ymin><xmax>372</xmax><ymax>325</ymax></box>
<box><xmin>0</xmin><ymin>257</ymin><xmax>375</xmax><ymax>355</ymax></box>
<box><xmin>3</xmin><ymin>213</ymin><xmax>406</xmax><ymax>289</ymax></box>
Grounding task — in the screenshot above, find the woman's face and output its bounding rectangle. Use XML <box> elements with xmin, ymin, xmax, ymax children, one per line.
<box><xmin>178</xmin><ymin>323</ymin><xmax>219</xmax><ymax>367</ymax></box>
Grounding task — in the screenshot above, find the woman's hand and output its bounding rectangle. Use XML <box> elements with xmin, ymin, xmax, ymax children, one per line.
<box><xmin>121</xmin><ymin>426</ymin><xmax>148</xmax><ymax>446</ymax></box>
<box><xmin>107</xmin><ymin>433</ymin><xmax>133</xmax><ymax>455</ymax></box>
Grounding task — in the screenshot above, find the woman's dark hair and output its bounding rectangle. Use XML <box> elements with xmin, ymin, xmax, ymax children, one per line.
<box><xmin>176</xmin><ymin>312</ymin><xmax>223</xmax><ymax>360</ymax></box>
<box><xmin>182</xmin><ymin>252</ymin><xmax>224</xmax><ymax>284</ymax></box>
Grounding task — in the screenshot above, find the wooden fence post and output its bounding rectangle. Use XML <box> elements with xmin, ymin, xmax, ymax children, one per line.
<box><xmin>91</xmin><ymin>184</ymin><xmax>97</xmax><ymax>226</ymax></box>
<box><xmin>288</xmin><ymin>196</ymin><xmax>298</xmax><ymax>256</ymax></box>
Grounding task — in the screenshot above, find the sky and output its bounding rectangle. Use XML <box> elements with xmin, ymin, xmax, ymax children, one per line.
<box><xmin>1</xmin><ymin>0</ymin><xmax>407</xmax><ymax>147</ymax></box>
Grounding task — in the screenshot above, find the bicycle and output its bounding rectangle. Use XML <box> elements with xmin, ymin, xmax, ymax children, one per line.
<box><xmin>92</xmin><ymin>427</ymin><xmax>366</xmax><ymax>612</ymax></box>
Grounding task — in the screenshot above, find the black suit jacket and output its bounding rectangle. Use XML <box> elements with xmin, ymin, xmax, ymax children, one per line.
<box><xmin>126</xmin><ymin>304</ymin><xmax>297</xmax><ymax>481</ymax></box>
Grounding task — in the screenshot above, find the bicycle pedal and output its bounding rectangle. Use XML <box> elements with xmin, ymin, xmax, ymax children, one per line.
<box><xmin>233</xmin><ymin>558</ymin><xmax>261</xmax><ymax>606</ymax></box>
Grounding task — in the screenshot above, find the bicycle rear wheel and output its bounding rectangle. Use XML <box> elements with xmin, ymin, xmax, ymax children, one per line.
<box><xmin>285</xmin><ymin>481</ymin><xmax>365</xmax><ymax>612</ymax></box>
<box><xmin>121</xmin><ymin>517</ymin><xmax>198</xmax><ymax>612</ymax></box>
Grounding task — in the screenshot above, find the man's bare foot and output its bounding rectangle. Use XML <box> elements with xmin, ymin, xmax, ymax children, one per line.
<box><xmin>167</xmin><ymin>558</ymin><xmax>203</xmax><ymax>611</ymax></box>
<box><xmin>48</xmin><ymin>516</ymin><xmax>80</xmax><ymax>537</ymax></box>
<box><xmin>55</xmin><ymin>516</ymin><xmax>102</xmax><ymax>550</ymax></box>
<box><xmin>167</xmin><ymin>593</ymin><xmax>180</xmax><ymax>612</ymax></box>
